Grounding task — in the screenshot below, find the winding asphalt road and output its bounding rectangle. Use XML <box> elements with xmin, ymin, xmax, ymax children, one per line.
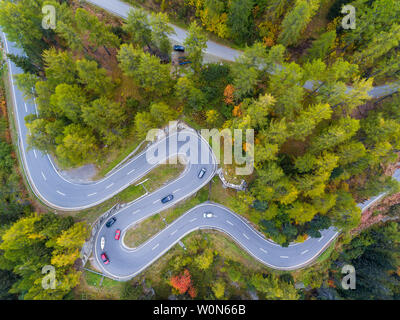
<box><xmin>2</xmin><ymin>1</ymin><xmax>400</xmax><ymax>279</ymax></box>
<box><xmin>3</xmin><ymin>32</ymin><xmax>340</xmax><ymax>277</ymax></box>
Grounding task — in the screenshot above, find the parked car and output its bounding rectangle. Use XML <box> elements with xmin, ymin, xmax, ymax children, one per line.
<box><xmin>161</xmin><ymin>194</ymin><xmax>174</xmax><ymax>204</ymax></box>
<box><xmin>173</xmin><ymin>45</ymin><xmax>185</xmax><ymax>52</ymax></box>
<box><xmin>106</xmin><ymin>217</ymin><xmax>116</xmax><ymax>228</ymax></box>
<box><xmin>101</xmin><ymin>253</ymin><xmax>110</xmax><ymax>265</ymax></box>
<box><xmin>203</xmin><ymin>212</ymin><xmax>213</xmax><ymax>218</ymax></box>
<box><xmin>198</xmin><ymin>168</ymin><xmax>207</xmax><ymax>178</ymax></box>
<box><xmin>115</xmin><ymin>229</ymin><xmax>121</xmax><ymax>240</ymax></box>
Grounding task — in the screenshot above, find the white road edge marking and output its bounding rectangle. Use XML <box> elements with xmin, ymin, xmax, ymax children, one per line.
<box><xmin>152</xmin><ymin>243</ymin><xmax>159</xmax><ymax>251</ymax></box>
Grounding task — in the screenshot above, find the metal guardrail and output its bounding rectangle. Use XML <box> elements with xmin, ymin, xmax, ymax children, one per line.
<box><xmin>80</xmin><ymin>202</ymin><xmax>121</xmax><ymax>267</ymax></box>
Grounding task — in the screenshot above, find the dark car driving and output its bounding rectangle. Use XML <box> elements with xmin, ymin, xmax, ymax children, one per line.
<box><xmin>173</xmin><ymin>45</ymin><xmax>185</xmax><ymax>52</ymax></box>
<box><xmin>106</xmin><ymin>217</ymin><xmax>116</xmax><ymax>228</ymax></box>
<box><xmin>161</xmin><ymin>194</ymin><xmax>174</xmax><ymax>204</ymax></box>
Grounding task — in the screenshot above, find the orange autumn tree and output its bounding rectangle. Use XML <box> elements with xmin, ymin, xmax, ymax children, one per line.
<box><xmin>170</xmin><ymin>269</ymin><xmax>197</xmax><ymax>298</ymax></box>
<box><xmin>223</xmin><ymin>84</ymin><xmax>235</xmax><ymax>105</ymax></box>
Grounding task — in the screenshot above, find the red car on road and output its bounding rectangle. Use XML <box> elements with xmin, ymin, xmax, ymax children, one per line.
<box><xmin>115</xmin><ymin>229</ymin><xmax>121</xmax><ymax>240</ymax></box>
<box><xmin>101</xmin><ymin>253</ymin><xmax>110</xmax><ymax>265</ymax></box>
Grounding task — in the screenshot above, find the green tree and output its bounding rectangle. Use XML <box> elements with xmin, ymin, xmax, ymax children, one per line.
<box><xmin>150</xmin><ymin>12</ymin><xmax>175</xmax><ymax>56</ymax></box>
<box><xmin>76</xmin><ymin>59</ymin><xmax>114</xmax><ymax>97</ymax></box>
<box><xmin>278</xmin><ymin>0</ymin><xmax>320</xmax><ymax>47</ymax></box>
<box><xmin>0</xmin><ymin>0</ymin><xmax>55</xmax><ymax>71</ymax></box>
<box><xmin>227</xmin><ymin>0</ymin><xmax>254</xmax><ymax>45</ymax></box>
<box><xmin>50</xmin><ymin>84</ymin><xmax>86</xmax><ymax>123</ymax></box>
<box><xmin>75</xmin><ymin>8</ymin><xmax>120</xmax><ymax>54</ymax></box>
<box><xmin>123</xmin><ymin>8</ymin><xmax>152</xmax><ymax>48</ymax></box>
<box><xmin>184</xmin><ymin>21</ymin><xmax>208</xmax><ymax>72</ymax></box>
<box><xmin>306</xmin><ymin>30</ymin><xmax>336</xmax><ymax>61</ymax></box>
<box><xmin>134</xmin><ymin>111</ymin><xmax>154</xmax><ymax>139</ymax></box>
<box><xmin>211</xmin><ymin>279</ymin><xmax>226</xmax><ymax>299</ymax></box>
<box><xmin>251</xmin><ymin>273</ymin><xmax>299</xmax><ymax>300</ymax></box>
<box><xmin>150</xmin><ymin>102</ymin><xmax>178</xmax><ymax>126</ymax></box>
<box><xmin>0</xmin><ymin>213</ymin><xmax>85</xmax><ymax>300</ymax></box>
<box><xmin>82</xmin><ymin>97</ymin><xmax>127</xmax><ymax>145</ymax></box>
<box><xmin>55</xmin><ymin>124</ymin><xmax>99</xmax><ymax>167</ymax></box>
<box><xmin>117</xmin><ymin>44</ymin><xmax>172</xmax><ymax>96</ymax></box>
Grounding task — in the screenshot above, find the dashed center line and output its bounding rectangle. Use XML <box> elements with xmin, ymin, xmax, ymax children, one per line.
<box><xmin>190</xmin><ymin>218</ymin><xmax>197</xmax><ymax>222</ymax></box>
<box><xmin>33</xmin><ymin>150</ymin><xmax>37</xmax><ymax>158</ymax></box>
<box><xmin>301</xmin><ymin>250</ymin><xmax>309</xmax><ymax>255</ymax></box>
<box><xmin>153</xmin><ymin>199</ymin><xmax>159</xmax><ymax>204</ymax></box>
<box><xmin>226</xmin><ymin>220</ymin><xmax>234</xmax><ymax>226</ymax></box>
<box><xmin>88</xmin><ymin>192</ymin><xmax>97</xmax><ymax>197</ymax></box>
<box><xmin>152</xmin><ymin>243</ymin><xmax>159</xmax><ymax>251</ymax></box>
<box><xmin>127</xmin><ymin>169</ymin><xmax>136</xmax><ymax>175</ymax></box>
<box><xmin>170</xmin><ymin>229</ymin><xmax>178</xmax><ymax>236</ymax></box>
<box><xmin>56</xmin><ymin>190</ymin><xmax>66</xmax><ymax>196</ymax></box>
<box><xmin>24</xmin><ymin>103</ymin><xmax>27</xmax><ymax>112</ymax></box>
<box><xmin>280</xmin><ymin>256</ymin><xmax>289</xmax><ymax>259</ymax></box>
<box><xmin>41</xmin><ymin>171</ymin><xmax>46</xmax><ymax>181</ymax></box>
<box><xmin>173</xmin><ymin>188</ymin><xmax>181</xmax><ymax>193</ymax></box>
<box><xmin>34</xmin><ymin>102</ymin><xmax>38</xmax><ymax>116</ymax></box>
<box><xmin>318</xmin><ymin>236</ymin><xmax>324</xmax><ymax>242</ymax></box>
<box><xmin>106</xmin><ymin>183</ymin><xmax>114</xmax><ymax>189</ymax></box>
<box><xmin>132</xmin><ymin>209</ymin><xmax>140</xmax><ymax>215</ymax></box>
<box><xmin>260</xmin><ymin>248</ymin><xmax>268</xmax><ymax>254</ymax></box>
<box><xmin>243</xmin><ymin>233</ymin><xmax>250</xmax><ymax>240</ymax></box>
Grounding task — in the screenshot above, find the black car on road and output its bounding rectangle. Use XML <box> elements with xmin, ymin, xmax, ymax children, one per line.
<box><xmin>173</xmin><ymin>45</ymin><xmax>185</xmax><ymax>52</ymax></box>
<box><xmin>106</xmin><ymin>217</ymin><xmax>116</xmax><ymax>228</ymax></box>
<box><xmin>161</xmin><ymin>194</ymin><xmax>174</xmax><ymax>204</ymax></box>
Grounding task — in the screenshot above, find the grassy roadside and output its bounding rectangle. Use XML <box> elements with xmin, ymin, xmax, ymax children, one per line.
<box><xmin>96</xmin><ymin>139</ymin><xmax>147</xmax><ymax>178</ymax></box>
<box><xmin>76</xmin><ymin>270</ymin><xmax>122</xmax><ymax>300</ymax></box>
<box><xmin>316</xmin><ymin>238</ymin><xmax>338</xmax><ymax>263</ymax></box>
